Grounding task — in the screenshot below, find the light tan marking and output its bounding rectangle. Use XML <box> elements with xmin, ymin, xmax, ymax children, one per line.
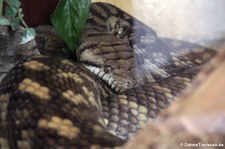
<box><xmin>180</xmin><ymin>48</ymin><xmax>190</xmax><ymax>55</ymax></box>
<box><xmin>109</xmin><ymin>130</ymin><xmax>116</xmax><ymax>136</ymax></box>
<box><xmin>0</xmin><ymin>94</ymin><xmax>10</xmax><ymax>102</ymax></box>
<box><xmin>181</xmin><ymin>61</ymin><xmax>188</xmax><ymax>66</ymax></box>
<box><xmin>172</xmin><ymin>56</ymin><xmax>179</xmax><ymax>62</ymax></box>
<box><xmin>138</xmin><ymin>114</ymin><xmax>148</xmax><ymax>121</ymax></box>
<box><xmin>138</xmin><ymin>106</ymin><xmax>147</xmax><ymax>114</ymax></box>
<box><xmin>60</xmin><ymin>59</ymin><xmax>73</xmax><ymax>65</ymax></box>
<box><xmin>118</xmin><ymin>95</ymin><xmax>127</xmax><ymax>99</ymax></box>
<box><xmin>0</xmin><ymin>94</ymin><xmax>10</xmax><ymax>124</ymax></box>
<box><xmin>37</xmin><ymin>119</ymin><xmax>48</xmax><ymax>128</ymax></box>
<box><xmin>119</xmin><ymin>98</ymin><xmax>128</xmax><ymax>105</ymax></box>
<box><xmin>103</xmin><ymin>118</ymin><xmax>109</xmax><ymax>126</ymax></box>
<box><xmin>18</xmin><ymin>79</ymin><xmax>51</xmax><ymax>100</ymax></box>
<box><xmin>118</xmin><ymin>127</ymin><xmax>126</xmax><ymax>135</ymax></box>
<box><xmin>175</xmin><ymin>62</ymin><xmax>182</xmax><ymax>66</ymax></box>
<box><xmin>109</xmin><ymin>122</ymin><xmax>118</xmax><ymax>130</ymax></box>
<box><xmin>107</xmin><ymin>16</ymin><xmax>119</xmax><ymax>32</ymax></box>
<box><xmin>80</xmin><ymin>49</ymin><xmax>104</xmax><ymax>66</ymax></box>
<box><xmin>17</xmin><ymin>130</ymin><xmax>33</xmax><ymax>149</ymax></box>
<box><xmin>138</xmin><ymin>121</ymin><xmax>146</xmax><ymax>129</ymax></box>
<box><xmin>17</xmin><ymin>140</ymin><xmax>31</xmax><ymax>149</ymax></box>
<box><xmin>93</xmin><ymin>125</ymin><xmax>104</xmax><ymax>133</ymax></box>
<box><xmin>38</xmin><ymin>116</ymin><xmax>80</xmax><ymax>139</ymax></box>
<box><xmin>82</xmin><ymin>87</ymin><xmax>101</xmax><ymax>109</ymax></box>
<box><xmin>148</xmin><ymin>97</ymin><xmax>156</xmax><ymax>103</ymax></box>
<box><xmin>164</xmin><ymin>92</ymin><xmax>174</xmax><ymax>99</ymax></box>
<box><xmin>143</xmin><ymin>59</ymin><xmax>169</xmax><ymax>78</ymax></box>
<box><xmin>152</xmin><ymin>85</ymin><xmax>162</xmax><ymax>91</ymax></box>
<box><xmin>57</xmin><ymin>72</ymin><xmax>83</xmax><ymax>83</ymax></box>
<box><xmin>21</xmin><ymin>130</ymin><xmax>29</xmax><ymax>140</ymax></box>
<box><xmin>187</xmin><ymin>60</ymin><xmax>194</xmax><ymax>65</ymax></box>
<box><xmin>0</xmin><ymin>137</ymin><xmax>10</xmax><ymax>149</ymax></box>
<box><xmin>161</xmin><ymin>87</ymin><xmax>171</xmax><ymax>93</ymax></box>
<box><xmin>182</xmin><ymin>77</ymin><xmax>191</xmax><ymax>82</ymax></box>
<box><xmin>128</xmin><ymin>101</ymin><xmax>138</xmax><ymax>109</ymax></box>
<box><xmin>23</xmin><ymin>60</ymin><xmax>50</xmax><ymax>71</ymax></box>
<box><xmin>174</xmin><ymin>77</ymin><xmax>191</xmax><ymax>83</ymax></box>
<box><xmin>150</xmin><ymin>104</ymin><xmax>157</xmax><ymax>110</ymax></box>
<box><xmin>0</xmin><ymin>94</ymin><xmax>10</xmax><ymax>132</ymax></box>
<box><xmin>97</xmin><ymin>118</ymin><xmax>107</xmax><ymax>126</ymax></box>
<box><xmin>130</xmin><ymin>109</ymin><xmax>138</xmax><ymax>116</ymax></box>
<box><xmin>90</xmin><ymin>144</ymin><xmax>102</xmax><ymax>149</ymax></box>
<box><xmin>93</xmin><ymin>125</ymin><xmax>105</xmax><ymax>137</ymax></box>
<box><xmin>62</xmin><ymin>90</ymin><xmax>89</xmax><ymax>106</ymax></box>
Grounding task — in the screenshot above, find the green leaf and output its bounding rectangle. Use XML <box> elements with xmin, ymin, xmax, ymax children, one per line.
<box><xmin>0</xmin><ymin>16</ymin><xmax>10</xmax><ymax>25</ymax></box>
<box><xmin>5</xmin><ymin>0</ymin><xmax>21</xmax><ymax>17</ymax></box>
<box><xmin>5</xmin><ymin>0</ymin><xmax>21</xmax><ymax>9</ymax></box>
<box><xmin>20</xmin><ymin>28</ymin><xmax>36</xmax><ymax>44</ymax></box>
<box><xmin>5</xmin><ymin>5</ymin><xmax>17</xmax><ymax>17</ymax></box>
<box><xmin>10</xmin><ymin>17</ymin><xmax>20</xmax><ymax>30</ymax></box>
<box><xmin>51</xmin><ymin>0</ymin><xmax>91</xmax><ymax>52</ymax></box>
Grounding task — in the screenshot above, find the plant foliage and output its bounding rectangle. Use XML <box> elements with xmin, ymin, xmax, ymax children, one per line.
<box><xmin>0</xmin><ymin>0</ymin><xmax>35</xmax><ymax>44</ymax></box>
<box><xmin>51</xmin><ymin>0</ymin><xmax>91</xmax><ymax>52</ymax></box>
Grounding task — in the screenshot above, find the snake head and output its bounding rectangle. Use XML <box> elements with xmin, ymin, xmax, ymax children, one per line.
<box><xmin>77</xmin><ymin>37</ymin><xmax>140</xmax><ymax>92</ymax></box>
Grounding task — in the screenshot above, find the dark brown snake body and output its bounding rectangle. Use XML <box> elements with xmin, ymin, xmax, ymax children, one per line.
<box><xmin>0</xmin><ymin>2</ymin><xmax>216</xmax><ymax>149</ymax></box>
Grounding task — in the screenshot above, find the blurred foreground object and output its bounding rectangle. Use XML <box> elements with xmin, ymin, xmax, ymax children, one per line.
<box><xmin>120</xmin><ymin>49</ymin><xmax>225</xmax><ymax>149</ymax></box>
<box><xmin>93</xmin><ymin>0</ymin><xmax>225</xmax><ymax>48</ymax></box>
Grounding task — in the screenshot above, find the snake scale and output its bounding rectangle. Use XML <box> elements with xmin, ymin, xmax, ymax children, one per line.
<box><xmin>0</xmin><ymin>2</ymin><xmax>216</xmax><ymax>149</ymax></box>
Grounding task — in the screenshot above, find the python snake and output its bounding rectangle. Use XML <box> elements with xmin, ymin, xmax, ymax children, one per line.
<box><xmin>0</xmin><ymin>2</ymin><xmax>216</xmax><ymax>149</ymax></box>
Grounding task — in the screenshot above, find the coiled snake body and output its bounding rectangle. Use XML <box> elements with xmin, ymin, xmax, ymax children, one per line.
<box><xmin>0</xmin><ymin>2</ymin><xmax>216</xmax><ymax>149</ymax></box>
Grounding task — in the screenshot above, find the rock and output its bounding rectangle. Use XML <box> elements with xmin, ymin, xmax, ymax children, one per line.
<box><xmin>0</xmin><ymin>26</ymin><xmax>39</xmax><ymax>83</ymax></box>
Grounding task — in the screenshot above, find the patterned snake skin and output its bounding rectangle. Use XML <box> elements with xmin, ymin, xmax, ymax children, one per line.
<box><xmin>0</xmin><ymin>2</ymin><xmax>216</xmax><ymax>149</ymax></box>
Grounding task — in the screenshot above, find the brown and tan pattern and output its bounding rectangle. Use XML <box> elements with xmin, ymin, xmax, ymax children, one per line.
<box><xmin>18</xmin><ymin>78</ymin><xmax>51</xmax><ymax>100</ymax></box>
<box><xmin>120</xmin><ymin>50</ymin><xmax>225</xmax><ymax>149</ymax></box>
<box><xmin>78</xmin><ymin>3</ymin><xmax>216</xmax><ymax>92</ymax></box>
<box><xmin>0</xmin><ymin>2</ymin><xmax>217</xmax><ymax>149</ymax></box>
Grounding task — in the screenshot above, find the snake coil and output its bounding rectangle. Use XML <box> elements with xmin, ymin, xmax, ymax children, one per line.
<box><xmin>0</xmin><ymin>2</ymin><xmax>216</xmax><ymax>149</ymax></box>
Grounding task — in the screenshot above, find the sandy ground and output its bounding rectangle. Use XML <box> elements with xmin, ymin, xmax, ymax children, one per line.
<box><xmin>92</xmin><ymin>0</ymin><xmax>225</xmax><ymax>48</ymax></box>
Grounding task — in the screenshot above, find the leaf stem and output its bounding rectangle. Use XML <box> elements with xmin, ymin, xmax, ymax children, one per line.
<box><xmin>0</xmin><ymin>0</ymin><xmax>3</xmax><ymax>16</ymax></box>
<box><xmin>20</xmin><ymin>17</ymin><xmax>28</xmax><ymax>28</ymax></box>
<box><xmin>18</xmin><ymin>8</ymin><xmax>28</xmax><ymax>28</ymax></box>
<box><xmin>5</xmin><ymin>0</ymin><xmax>19</xmax><ymax>9</ymax></box>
